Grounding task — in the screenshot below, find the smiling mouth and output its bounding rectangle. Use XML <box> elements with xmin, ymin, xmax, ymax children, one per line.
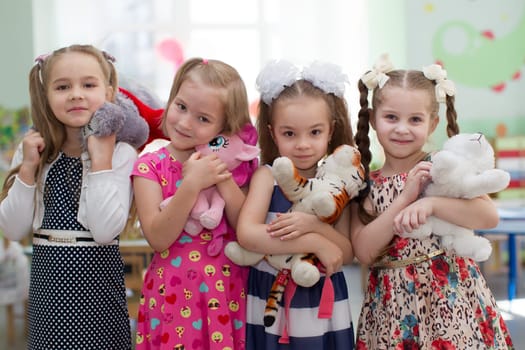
<box><xmin>294</xmin><ymin>155</ymin><xmax>312</xmax><ymax>160</ymax></box>
<box><xmin>392</xmin><ymin>139</ymin><xmax>412</xmax><ymax>144</ymax></box>
<box><xmin>68</xmin><ymin>107</ymin><xmax>87</xmax><ymax>112</ymax></box>
<box><xmin>175</xmin><ymin>128</ymin><xmax>191</xmax><ymax>138</ymax></box>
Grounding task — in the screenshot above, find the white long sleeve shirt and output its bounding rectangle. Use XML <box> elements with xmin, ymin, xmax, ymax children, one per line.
<box><xmin>0</xmin><ymin>142</ymin><xmax>137</xmax><ymax>244</ymax></box>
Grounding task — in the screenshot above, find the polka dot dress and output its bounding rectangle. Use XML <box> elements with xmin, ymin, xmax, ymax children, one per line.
<box><xmin>41</xmin><ymin>153</ymin><xmax>86</xmax><ymax>231</ymax></box>
<box><xmin>28</xmin><ymin>154</ymin><xmax>131</xmax><ymax>350</ymax></box>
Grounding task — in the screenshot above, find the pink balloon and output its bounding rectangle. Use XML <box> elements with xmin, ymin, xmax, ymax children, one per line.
<box><xmin>157</xmin><ymin>38</ymin><xmax>184</xmax><ymax>68</ymax></box>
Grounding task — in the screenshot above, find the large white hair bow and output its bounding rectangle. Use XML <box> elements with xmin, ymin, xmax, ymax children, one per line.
<box><xmin>302</xmin><ymin>61</ymin><xmax>348</xmax><ymax>98</ymax></box>
<box><xmin>422</xmin><ymin>64</ymin><xmax>456</xmax><ymax>103</ymax></box>
<box><xmin>360</xmin><ymin>53</ymin><xmax>394</xmax><ymax>89</ymax></box>
<box><xmin>256</xmin><ymin>60</ymin><xmax>299</xmax><ymax>105</ymax></box>
<box><xmin>256</xmin><ymin>60</ymin><xmax>348</xmax><ymax>104</ymax></box>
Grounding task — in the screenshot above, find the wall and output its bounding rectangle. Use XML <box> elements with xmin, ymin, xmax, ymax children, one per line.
<box><xmin>1</xmin><ymin>0</ymin><xmax>524</xmax><ymax>141</ymax></box>
<box><xmin>0</xmin><ymin>1</ymin><xmax>33</xmax><ymax>109</ymax></box>
<box><xmin>368</xmin><ymin>0</ymin><xmax>525</xmax><ymax>147</ymax></box>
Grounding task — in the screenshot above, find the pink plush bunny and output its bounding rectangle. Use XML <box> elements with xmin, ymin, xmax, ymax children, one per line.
<box><xmin>160</xmin><ymin>123</ymin><xmax>259</xmax><ymax>255</ymax></box>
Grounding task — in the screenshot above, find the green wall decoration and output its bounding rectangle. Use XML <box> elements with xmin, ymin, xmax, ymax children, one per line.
<box><xmin>432</xmin><ymin>7</ymin><xmax>525</xmax><ymax>91</ymax></box>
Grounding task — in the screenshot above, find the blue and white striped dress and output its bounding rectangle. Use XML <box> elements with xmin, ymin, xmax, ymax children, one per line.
<box><xmin>245</xmin><ymin>184</ymin><xmax>355</xmax><ymax>350</ymax></box>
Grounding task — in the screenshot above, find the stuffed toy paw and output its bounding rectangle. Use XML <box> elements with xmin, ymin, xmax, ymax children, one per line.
<box><xmin>224</xmin><ymin>241</ymin><xmax>265</xmax><ymax>266</ymax></box>
<box><xmin>401</xmin><ymin>133</ymin><xmax>510</xmax><ymax>262</ymax></box>
<box><xmin>81</xmin><ymin>89</ymin><xmax>150</xmax><ymax>150</ymax></box>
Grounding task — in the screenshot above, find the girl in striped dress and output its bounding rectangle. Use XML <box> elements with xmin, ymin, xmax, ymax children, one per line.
<box><xmin>236</xmin><ymin>60</ymin><xmax>356</xmax><ymax>350</ymax></box>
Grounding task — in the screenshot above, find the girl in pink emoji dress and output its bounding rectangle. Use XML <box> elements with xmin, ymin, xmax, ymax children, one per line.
<box><xmin>131</xmin><ymin>58</ymin><xmax>256</xmax><ymax>349</ymax></box>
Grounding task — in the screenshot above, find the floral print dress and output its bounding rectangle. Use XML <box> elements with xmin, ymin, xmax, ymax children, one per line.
<box><xmin>355</xmin><ymin>171</ymin><xmax>514</xmax><ymax>350</ymax></box>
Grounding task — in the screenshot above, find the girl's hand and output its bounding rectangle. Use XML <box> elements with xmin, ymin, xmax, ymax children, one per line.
<box><xmin>393</xmin><ymin>196</ymin><xmax>433</xmax><ymax>235</ymax></box>
<box><xmin>398</xmin><ymin>161</ymin><xmax>432</xmax><ymax>204</ymax></box>
<box><xmin>267</xmin><ymin>212</ymin><xmax>318</xmax><ymax>240</ymax></box>
<box><xmin>182</xmin><ymin>152</ymin><xmax>231</xmax><ymax>191</ymax></box>
<box><xmin>19</xmin><ymin>129</ymin><xmax>45</xmax><ymax>184</ymax></box>
<box><xmin>21</xmin><ymin>129</ymin><xmax>45</xmax><ymax>168</ymax></box>
<box><xmin>314</xmin><ymin>238</ymin><xmax>343</xmax><ymax>277</ymax></box>
<box><xmin>87</xmin><ymin>134</ymin><xmax>116</xmax><ymax>171</ymax></box>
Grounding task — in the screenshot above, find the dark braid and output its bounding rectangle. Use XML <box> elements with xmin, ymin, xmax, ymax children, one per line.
<box><xmin>445</xmin><ymin>95</ymin><xmax>459</xmax><ymax>137</ymax></box>
<box><xmin>354</xmin><ymin>79</ymin><xmax>376</xmax><ymax>224</ymax></box>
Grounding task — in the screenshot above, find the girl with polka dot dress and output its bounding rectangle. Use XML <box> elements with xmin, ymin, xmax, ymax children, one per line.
<box><xmin>131</xmin><ymin>58</ymin><xmax>254</xmax><ymax>349</ymax></box>
<box><xmin>0</xmin><ymin>45</ymin><xmax>137</xmax><ymax>349</ymax></box>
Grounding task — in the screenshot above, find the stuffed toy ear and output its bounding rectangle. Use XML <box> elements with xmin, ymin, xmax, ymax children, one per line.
<box><xmin>236</xmin><ymin>144</ymin><xmax>260</xmax><ymax>162</ymax></box>
<box><xmin>119</xmin><ymin>87</ymin><xmax>167</xmax><ymax>150</ymax></box>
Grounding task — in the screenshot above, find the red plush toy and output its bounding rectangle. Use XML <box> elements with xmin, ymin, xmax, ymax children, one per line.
<box><xmin>119</xmin><ymin>87</ymin><xmax>167</xmax><ymax>150</ymax></box>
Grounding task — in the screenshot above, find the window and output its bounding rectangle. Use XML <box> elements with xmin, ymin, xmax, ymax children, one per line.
<box><xmin>33</xmin><ymin>0</ymin><xmax>368</xmax><ymax>116</ymax></box>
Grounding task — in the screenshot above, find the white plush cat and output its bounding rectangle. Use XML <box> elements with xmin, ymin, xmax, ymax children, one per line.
<box><xmin>401</xmin><ymin>133</ymin><xmax>510</xmax><ymax>261</ymax></box>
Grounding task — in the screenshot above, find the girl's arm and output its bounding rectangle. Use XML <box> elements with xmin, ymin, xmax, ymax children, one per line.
<box><xmin>216</xmin><ymin>176</ymin><xmax>246</xmax><ymax>231</ymax></box>
<box><xmin>350</xmin><ymin>195</ymin><xmax>413</xmax><ymax>265</ymax></box>
<box><xmin>83</xmin><ymin>141</ymin><xmax>137</xmax><ymax>243</ymax></box>
<box><xmin>267</xmin><ymin>207</ymin><xmax>354</xmax><ymax>264</ymax></box>
<box><xmin>393</xmin><ymin>194</ymin><xmax>498</xmax><ymax>235</ymax></box>
<box><xmin>237</xmin><ymin>166</ymin><xmax>344</xmax><ymax>275</ymax></box>
<box><xmin>0</xmin><ymin>176</ymin><xmax>36</xmax><ymax>241</ymax></box>
<box><xmin>134</xmin><ymin>174</ymin><xmax>200</xmax><ymax>252</ymax></box>
<box><xmin>136</xmin><ymin>152</ymin><xmax>230</xmax><ymax>252</ymax></box>
<box><xmin>350</xmin><ymin>162</ymin><xmax>432</xmax><ymax>265</ymax></box>
<box><xmin>0</xmin><ymin>131</ymin><xmax>44</xmax><ymax>241</ymax></box>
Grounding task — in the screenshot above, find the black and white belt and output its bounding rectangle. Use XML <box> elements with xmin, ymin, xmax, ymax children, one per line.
<box><xmin>33</xmin><ymin>233</ymin><xmax>95</xmax><ymax>243</ymax></box>
<box><xmin>32</xmin><ymin>229</ymin><xmax>118</xmax><ymax>246</ymax></box>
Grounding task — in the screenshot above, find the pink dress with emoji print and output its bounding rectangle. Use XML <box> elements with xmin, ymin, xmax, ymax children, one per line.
<box><xmin>131</xmin><ymin>147</ymin><xmax>248</xmax><ymax>350</ymax></box>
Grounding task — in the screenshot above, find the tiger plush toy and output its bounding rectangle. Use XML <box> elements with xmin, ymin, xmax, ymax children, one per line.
<box><xmin>225</xmin><ymin>144</ymin><xmax>366</xmax><ymax>327</ymax></box>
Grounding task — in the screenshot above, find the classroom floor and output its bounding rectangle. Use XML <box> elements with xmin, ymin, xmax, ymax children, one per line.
<box><xmin>1</xmin><ymin>262</ymin><xmax>524</xmax><ymax>349</ymax></box>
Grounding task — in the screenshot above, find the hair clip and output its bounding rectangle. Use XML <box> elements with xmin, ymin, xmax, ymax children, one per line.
<box><xmin>360</xmin><ymin>53</ymin><xmax>394</xmax><ymax>90</ymax></box>
<box><xmin>34</xmin><ymin>54</ymin><xmax>50</xmax><ymax>66</ymax></box>
<box><xmin>422</xmin><ymin>64</ymin><xmax>456</xmax><ymax>103</ymax></box>
<box><xmin>102</xmin><ymin>51</ymin><xmax>116</xmax><ymax>63</ymax></box>
<box><xmin>202</xmin><ymin>58</ymin><xmax>209</xmax><ymax>65</ymax></box>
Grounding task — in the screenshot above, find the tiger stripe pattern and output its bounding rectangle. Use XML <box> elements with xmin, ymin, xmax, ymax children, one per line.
<box><xmin>263</xmin><ymin>253</ymin><xmax>319</xmax><ymax>327</ymax></box>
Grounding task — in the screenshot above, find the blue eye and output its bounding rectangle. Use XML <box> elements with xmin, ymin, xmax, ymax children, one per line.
<box><xmin>208</xmin><ymin>136</ymin><xmax>229</xmax><ymax>151</ymax></box>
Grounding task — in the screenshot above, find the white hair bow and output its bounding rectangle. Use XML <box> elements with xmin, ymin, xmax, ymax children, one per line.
<box><xmin>422</xmin><ymin>64</ymin><xmax>456</xmax><ymax>103</ymax></box>
<box><xmin>302</xmin><ymin>61</ymin><xmax>348</xmax><ymax>98</ymax></box>
<box><xmin>256</xmin><ymin>60</ymin><xmax>300</xmax><ymax>105</ymax></box>
<box><xmin>256</xmin><ymin>60</ymin><xmax>348</xmax><ymax>104</ymax></box>
<box><xmin>360</xmin><ymin>53</ymin><xmax>394</xmax><ymax>89</ymax></box>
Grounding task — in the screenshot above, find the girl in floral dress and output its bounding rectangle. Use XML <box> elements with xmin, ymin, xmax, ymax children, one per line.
<box><xmin>350</xmin><ymin>54</ymin><xmax>514</xmax><ymax>349</ymax></box>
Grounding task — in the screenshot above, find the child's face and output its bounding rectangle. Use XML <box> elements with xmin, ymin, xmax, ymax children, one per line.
<box><xmin>46</xmin><ymin>52</ymin><xmax>112</xmax><ymax>130</ymax></box>
<box><xmin>372</xmin><ymin>86</ymin><xmax>438</xmax><ymax>161</ymax></box>
<box><xmin>270</xmin><ymin>95</ymin><xmax>333</xmax><ymax>176</ymax></box>
<box><xmin>164</xmin><ymin>78</ymin><xmax>225</xmax><ymax>153</ymax></box>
